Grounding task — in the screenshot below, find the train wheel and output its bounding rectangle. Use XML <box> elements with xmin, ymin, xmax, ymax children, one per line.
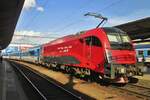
<box><xmin>70</xmin><ymin>68</ymin><xmax>75</xmax><ymax>75</ymax></box>
<box><xmin>83</xmin><ymin>75</ymin><xmax>92</xmax><ymax>82</ymax></box>
<box><xmin>89</xmin><ymin>71</ymin><xmax>99</xmax><ymax>82</ymax></box>
<box><xmin>55</xmin><ymin>64</ymin><xmax>61</xmax><ymax>71</ymax></box>
<box><xmin>128</xmin><ymin>77</ymin><xmax>139</xmax><ymax>83</ymax></box>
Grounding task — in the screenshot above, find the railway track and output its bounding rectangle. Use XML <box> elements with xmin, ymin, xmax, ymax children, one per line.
<box><xmin>10</xmin><ymin>60</ymin><xmax>150</xmax><ymax>100</ymax></box>
<box><xmin>10</xmin><ymin>61</ymin><xmax>83</xmax><ymax>100</ymax></box>
<box><xmin>112</xmin><ymin>84</ymin><xmax>150</xmax><ymax>100</ymax></box>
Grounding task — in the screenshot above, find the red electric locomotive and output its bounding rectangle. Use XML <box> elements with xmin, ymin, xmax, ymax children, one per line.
<box><xmin>41</xmin><ymin>27</ymin><xmax>144</xmax><ymax>83</ymax></box>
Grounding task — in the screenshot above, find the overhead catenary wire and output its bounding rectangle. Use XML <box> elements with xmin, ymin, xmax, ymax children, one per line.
<box><xmin>47</xmin><ymin>0</ymin><xmax>95</xmax><ymax>32</ymax></box>
<box><xmin>52</xmin><ymin>0</ymin><xmax>123</xmax><ymax>34</ymax></box>
<box><xmin>13</xmin><ymin>35</ymin><xmax>59</xmax><ymax>39</ymax></box>
<box><xmin>24</xmin><ymin>0</ymin><xmax>93</xmax><ymax>32</ymax></box>
<box><xmin>24</xmin><ymin>0</ymin><xmax>122</xmax><ymax>35</ymax></box>
<box><xmin>96</xmin><ymin>0</ymin><xmax>122</xmax><ymax>12</ymax></box>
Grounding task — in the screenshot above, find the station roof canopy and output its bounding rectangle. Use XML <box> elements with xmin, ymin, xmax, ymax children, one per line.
<box><xmin>0</xmin><ymin>0</ymin><xmax>24</xmax><ymax>50</ymax></box>
<box><xmin>115</xmin><ymin>17</ymin><xmax>150</xmax><ymax>42</ymax></box>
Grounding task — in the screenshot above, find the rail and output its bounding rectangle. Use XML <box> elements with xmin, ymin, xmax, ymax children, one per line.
<box><xmin>11</xmin><ymin>61</ymin><xmax>83</xmax><ymax>100</ymax></box>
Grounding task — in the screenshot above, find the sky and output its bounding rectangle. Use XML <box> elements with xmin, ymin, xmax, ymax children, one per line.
<box><xmin>13</xmin><ymin>0</ymin><xmax>150</xmax><ymax>44</ymax></box>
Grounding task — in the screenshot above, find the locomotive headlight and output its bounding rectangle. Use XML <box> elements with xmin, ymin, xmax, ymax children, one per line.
<box><xmin>120</xmin><ymin>68</ymin><xmax>125</xmax><ymax>73</ymax></box>
<box><xmin>105</xmin><ymin>49</ymin><xmax>112</xmax><ymax>63</ymax></box>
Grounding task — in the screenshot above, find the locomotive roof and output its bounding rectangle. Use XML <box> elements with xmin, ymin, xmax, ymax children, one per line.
<box><xmin>46</xmin><ymin>35</ymin><xmax>78</xmax><ymax>45</ymax></box>
<box><xmin>44</xmin><ymin>27</ymin><xmax>130</xmax><ymax>46</ymax></box>
<box><xmin>45</xmin><ymin>27</ymin><xmax>119</xmax><ymax>46</ymax></box>
<box><xmin>75</xmin><ymin>30</ymin><xmax>86</xmax><ymax>35</ymax></box>
<box><xmin>45</xmin><ymin>29</ymin><xmax>95</xmax><ymax>46</ymax></box>
<box><xmin>103</xmin><ymin>27</ymin><xmax>126</xmax><ymax>34</ymax></box>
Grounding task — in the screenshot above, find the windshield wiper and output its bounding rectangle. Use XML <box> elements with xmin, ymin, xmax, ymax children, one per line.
<box><xmin>122</xmin><ymin>43</ymin><xmax>132</xmax><ymax>50</ymax></box>
<box><xmin>111</xmin><ymin>43</ymin><xmax>123</xmax><ymax>50</ymax></box>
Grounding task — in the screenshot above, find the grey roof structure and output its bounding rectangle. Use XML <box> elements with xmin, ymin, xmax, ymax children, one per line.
<box><xmin>0</xmin><ymin>0</ymin><xmax>25</xmax><ymax>50</ymax></box>
<box><xmin>115</xmin><ymin>17</ymin><xmax>150</xmax><ymax>42</ymax></box>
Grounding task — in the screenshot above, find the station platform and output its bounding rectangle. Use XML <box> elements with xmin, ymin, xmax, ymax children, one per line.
<box><xmin>0</xmin><ymin>61</ymin><xmax>28</xmax><ymax>100</ymax></box>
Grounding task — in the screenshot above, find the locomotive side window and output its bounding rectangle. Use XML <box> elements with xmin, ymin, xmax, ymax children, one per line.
<box><xmin>79</xmin><ymin>38</ymin><xmax>84</xmax><ymax>43</ymax></box>
<box><xmin>85</xmin><ymin>37</ymin><xmax>91</xmax><ymax>45</ymax></box>
<box><xmin>29</xmin><ymin>50</ymin><xmax>35</xmax><ymax>56</ymax></box>
<box><xmin>85</xmin><ymin>36</ymin><xmax>102</xmax><ymax>47</ymax></box>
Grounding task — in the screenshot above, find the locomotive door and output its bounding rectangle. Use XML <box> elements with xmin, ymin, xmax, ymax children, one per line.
<box><xmin>85</xmin><ymin>36</ymin><xmax>92</xmax><ymax>62</ymax></box>
<box><xmin>84</xmin><ymin>36</ymin><xmax>103</xmax><ymax>66</ymax></box>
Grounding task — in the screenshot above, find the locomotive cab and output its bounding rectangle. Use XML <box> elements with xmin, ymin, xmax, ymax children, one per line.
<box><xmin>102</xmin><ymin>27</ymin><xmax>146</xmax><ymax>83</ymax></box>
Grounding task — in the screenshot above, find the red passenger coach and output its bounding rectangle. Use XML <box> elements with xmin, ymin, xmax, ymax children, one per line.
<box><xmin>41</xmin><ymin>27</ymin><xmax>144</xmax><ymax>83</ymax></box>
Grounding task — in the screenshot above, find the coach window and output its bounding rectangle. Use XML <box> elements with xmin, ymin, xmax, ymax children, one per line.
<box><xmin>147</xmin><ymin>50</ymin><xmax>150</xmax><ymax>56</ymax></box>
<box><xmin>29</xmin><ymin>50</ymin><xmax>35</xmax><ymax>56</ymax></box>
<box><xmin>85</xmin><ymin>36</ymin><xmax>102</xmax><ymax>47</ymax></box>
<box><xmin>138</xmin><ymin>50</ymin><xmax>143</xmax><ymax>56</ymax></box>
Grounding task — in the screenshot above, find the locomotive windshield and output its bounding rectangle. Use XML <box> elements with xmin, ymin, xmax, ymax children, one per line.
<box><xmin>107</xmin><ymin>34</ymin><xmax>130</xmax><ymax>43</ymax></box>
<box><xmin>103</xmin><ymin>27</ymin><xmax>133</xmax><ymax>50</ymax></box>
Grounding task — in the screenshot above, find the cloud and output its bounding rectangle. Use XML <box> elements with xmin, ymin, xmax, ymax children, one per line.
<box><xmin>12</xmin><ymin>30</ymin><xmax>42</xmax><ymax>43</ymax></box>
<box><xmin>23</xmin><ymin>0</ymin><xmax>44</xmax><ymax>12</ymax></box>
<box><xmin>23</xmin><ymin>0</ymin><xmax>36</xmax><ymax>10</ymax></box>
<box><xmin>83</xmin><ymin>9</ymin><xmax>150</xmax><ymax>27</ymax></box>
<box><xmin>11</xmin><ymin>30</ymin><xmax>60</xmax><ymax>45</ymax></box>
<box><xmin>36</xmin><ymin>6</ymin><xmax>44</xmax><ymax>12</ymax></box>
<box><xmin>15</xmin><ymin>30</ymin><xmax>42</xmax><ymax>36</ymax></box>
